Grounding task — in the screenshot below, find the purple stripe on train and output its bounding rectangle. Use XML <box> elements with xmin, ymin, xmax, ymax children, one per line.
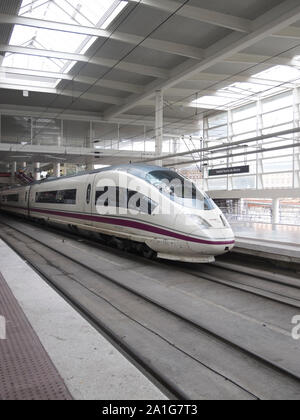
<box><xmin>28</xmin><ymin>207</ymin><xmax>235</xmax><ymax>246</ymax></box>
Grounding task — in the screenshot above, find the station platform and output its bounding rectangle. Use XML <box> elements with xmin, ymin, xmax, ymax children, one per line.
<box><xmin>0</xmin><ymin>239</ymin><xmax>166</xmax><ymax>400</ymax></box>
<box><xmin>232</xmin><ymin>222</ymin><xmax>300</xmax><ymax>265</ymax></box>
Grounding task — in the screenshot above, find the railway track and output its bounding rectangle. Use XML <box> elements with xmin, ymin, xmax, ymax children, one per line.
<box><xmin>172</xmin><ymin>260</ymin><xmax>300</xmax><ymax>309</ymax></box>
<box><xmin>1</xmin><ymin>215</ymin><xmax>300</xmax><ymax>400</ymax></box>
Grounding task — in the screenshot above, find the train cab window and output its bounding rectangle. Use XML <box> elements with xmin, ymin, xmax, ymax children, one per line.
<box><xmin>146</xmin><ymin>170</ymin><xmax>216</xmax><ymax>211</ymax></box>
<box><xmin>36</xmin><ymin>189</ymin><xmax>77</xmax><ymax>205</ymax></box>
<box><xmin>86</xmin><ymin>184</ymin><xmax>91</xmax><ymax>205</ymax></box>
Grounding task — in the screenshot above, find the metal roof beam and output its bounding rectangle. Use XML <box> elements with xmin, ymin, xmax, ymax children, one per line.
<box><xmin>128</xmin><ymin>0</ymin><xmax>251</xmax><ymax>32</ymax></box>
<box><xmin>0</xmin><ymin>104</ymin><xmax>200</xmax><ymax>130</ymax></box>
<box><xmin>0</xmin><ymin>44</ymin><xmax>169</xmax><ymax>78</ymax></box>
<box><xmin>189</xmin><ymin>72</ymin><xmax>289</xmax><ymax>85</ymax></box>
<box><xmin>0</xmin><ymin>66</ymin><xmax>144</xmax><ymax>93</ymax></box>
<box><xmin>225</xmin><ymin>52</ymin><xmax>294</xmax><ymax>66</ymax></box>
<box><xmin>273</xmin><ymin>25</ymin><xmax>300</xmax><ymax>39</ymax></box>
<box><xmin>0</xmin><ymin>13</ymin><xmax>204</xmax><ymax>60</ymax></box>
<box><xmin>105</xmin><ymin>0</ymin><xmax>300</xmax><ymax>118</ymax></box>
<box><xmin>0</xmin><ymin>81</ymin><xmax>124</xmax><ymax>105</ymax></box>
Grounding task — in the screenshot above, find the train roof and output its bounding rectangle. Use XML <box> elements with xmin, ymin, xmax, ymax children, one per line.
<box><xmin>32</xmin><ymin>164</ymin><xmax>171</xmax><ymax>185</ymax></box>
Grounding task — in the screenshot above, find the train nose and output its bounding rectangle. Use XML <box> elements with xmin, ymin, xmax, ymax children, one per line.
<box><xmin>188</xmin><ymin>226</ymin><xmax>235</xmax><ymax>257</ymax></box>
<box><xmin>208</xmin><ymin>227</ymin><xmax>235</xmax><ymax>253</ymax></box>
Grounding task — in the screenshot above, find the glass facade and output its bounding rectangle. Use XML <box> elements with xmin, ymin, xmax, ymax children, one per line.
<box><xmin>0</xmin><ymin>85</ymin><xmax>300</xmax><ymax>194</ymax></box>
<box><xmin>0</xmin><ymin>115</ymin><xmax>157</xmax><ymax>152</ymax></box>
<box><xmin>198</xmin><ymin>88</ymin><xmax>300</xmax><ymax>192</ymax></box>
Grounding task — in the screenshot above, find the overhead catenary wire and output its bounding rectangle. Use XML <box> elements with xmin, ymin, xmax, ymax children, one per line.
<box><xmin>120</xmin><ymin>66</ymin><xmax>300</xmax><ymax>153</ymax></box>
<box><xmin>167</xmin><ymin>138</ymin><xmax>300</xmax><ymax>168</ymax></box>
<box><xmin>30</xmin><ymin>0</ymin><xmax>144</xmax><ymax>140</ymax></box>
<box><xmin>137</xmin><ymin>127</ymin><xmax>300</xmax><ymax>164</ymax></box>
<box><xmin>31</xmin><ymin>0</ymin><xmax>192</xmax><ymax>143</ymax></box>
<box><xmin>10</xmin><ymin>0</ymin><xmax>300</xmax><ymax>167</ymax></box>
<box><xmin>97</xmin><ymin>41</ymin><xmax>300</xmax><ymax>154</ymax></box>
<box><xmin>23</xmin><ymin>0</ymin><xmax>277</xmax><ymax>145</ymax></box>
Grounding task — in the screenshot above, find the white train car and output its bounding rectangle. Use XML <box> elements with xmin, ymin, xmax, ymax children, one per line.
<box><xmin>0</xmin><ymin>185</ymin><xmax>30</xmax><ymax>217</ymax></box>
<box><xmin>0</xmin><ymin>164</ymin><xmax>235</xmax><ymax>263</ymax></box>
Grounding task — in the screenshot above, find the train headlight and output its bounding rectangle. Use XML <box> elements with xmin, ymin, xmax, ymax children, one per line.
<box><xmin>187</xmin><ymin>214</ymin><xmax>211</xmax><ymax>228</ymax></box>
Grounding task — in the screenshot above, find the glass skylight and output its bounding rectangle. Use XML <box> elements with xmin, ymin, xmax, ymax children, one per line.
<box><xmin>1</xmin><ymin>0</ymin><xmax>128</xmax><ymax>88</ymax></box>
<box><xmin>191</xmin><ymin>95</ymin><xmax>233</xmax><ymax>110</ymax></box>
<box><xmin>191</xmin><ymin>63</ymin><xmax>300</xmax><ymax>111</ymax></box>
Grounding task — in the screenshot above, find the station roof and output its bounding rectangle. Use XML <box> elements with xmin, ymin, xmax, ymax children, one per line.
<box><xmin>1</xmin><ymin>1</ymin><xmax>300</xmax><ymax>123</ymax></box>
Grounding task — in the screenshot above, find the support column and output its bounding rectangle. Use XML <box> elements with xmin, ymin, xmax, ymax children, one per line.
<box><xmin>86</xmin><ymin>162</ymin><xmax>94</xmax><ymax>171</ymax></box>
<box><xmin>227</xmin><ymin>109</ymin><xmax>234</xmax><ymax>191</ymax></box>
<box><xmin>172</xmin><ymin>137</ymin><xmax>179</xmax><ymax>154</ymax></box>
<box><xmin>155</xmin><ymin>90</ymin><xmax>163</xmax><ymax>166</ymax></box>
<box><xmin>256</xmin><ymin>97</ymin><xmax>264</xmax><ymax>190</ymax></box>
<box><xmin>11</xmin><ymin>162</ymin><xmax>17</xmax><ymax>177</ymax></box>
<box><xmin>272</xmin><ymin>198</ymin><xmax>280</xmax><ymax>228</ymax></box>
<box><xmin>11</xmin><ymin>162</ymin><xmax>17</xmax><ymax>180</ymax></box>
<box><xmin>34</xmin><ymin>162</ymin><xmax>41</xmax><ymax>181</ymax></box>
<box><xmin>293</xmin><ymin>87</ymin><xmax>300</xmax><ymax>188</ymax></box>
<box><xmin>203</xmin><ymin>117</ymin><xmax>209</xmax><ymax>192</ymax></box>
<box><xmin>54</xmin><ymin>163</ymin><xmax>61</xmax><ymax>178</ymax></box>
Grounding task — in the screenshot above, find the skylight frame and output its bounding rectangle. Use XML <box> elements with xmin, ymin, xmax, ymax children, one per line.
<box><xmin>1</xmin><ymin>0</ymin><xmax>128</xmax><ymax>89</ymax></box>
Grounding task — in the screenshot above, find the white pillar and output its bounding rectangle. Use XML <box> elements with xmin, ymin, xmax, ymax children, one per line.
<box><xmin>256</xmin><ymin>98</ymin><xmax>264</xmax><ymax>190</ymax></box>
<box><xmin>227</xmin><ymin>109</ymin><xmax>234</xmax><ymax>191</ymax></box>
<box><xmin>272</xmin><ymin>198</ymin><xmax>280</xmax><ymax>228</ymax></box>
<box><xmin>155</xmin><ymin>90</ymin><xmax>163</xmax><ymax>166</ymax></box>
<box><xmin>172</xmin><ymin>137</ymin><xmax>178</xmax><ymax>154</ymax></box>
<box><xmin>54</xmin><ymin>163</ymin><xmax>61</xmax><ymax>178</ymax></box>
<box><xmin>34</xmin><ymin>162</ymin><xmax>41</xmax><ymax>181</ymax></box>
<box><xmin>11</xmin><ymin>161</ymin><xmax>17</xmax><ymax>178</ymax></box>
<box><xmin>86</xmin><ymin>162</ymin><xmax>94</xmax><ymax>171</ymax></box>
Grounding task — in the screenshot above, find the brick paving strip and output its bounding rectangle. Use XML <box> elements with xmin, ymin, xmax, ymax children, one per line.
<box><xmin>0</xmin><ymin>272</ymin><xmax>73</xmax><ymax>400</ymax></box>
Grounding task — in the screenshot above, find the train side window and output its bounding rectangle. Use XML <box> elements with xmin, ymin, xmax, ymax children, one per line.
<box><xmin>95</xmin><ymin>187</ymin><xmax>157</xmax><ymax>214</ymax></box>
<box><xmin>36</xmin><ymin>191</ymin><xmax>57</xmax><ymax>203</ymax></box>
<box><xmin>3</xmin><ymin>194</ymin><xmax>19</xmax><ymax>202</ymax></box>
<box><xmin>95</xmin><ymin>187</ymin><xmax>109</xmax><ymax>207</ymax></box>
<box><xmin>125</xmin><ymin>189</ymin><xmax>157</xmax><ymax>215</ymax></box>
<box><xmin>36</xmin><ymin>189</ymin><xmax>77</xmax><ymax>205</ymax></box>
<box><xmin>86</xmin><ymin>184</ymin><xmax>91</xmax><ymax>205</ymax></box>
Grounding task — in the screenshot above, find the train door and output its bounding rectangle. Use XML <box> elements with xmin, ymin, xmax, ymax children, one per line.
<box><xmin>25</xmin><ymin>186</ymin><xmax>30</xmax><ymax>217</ymax></box>
<box><xmin>83</xmin><ymin>174</ymin><xmax>95</xmax><ymax>221</ymax></box>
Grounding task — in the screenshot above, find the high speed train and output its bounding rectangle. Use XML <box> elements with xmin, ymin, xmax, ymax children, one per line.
<box><xmin>0</xmin><ymin>164</ymin><xmax>235</xmax><ymax>263</ymax></box>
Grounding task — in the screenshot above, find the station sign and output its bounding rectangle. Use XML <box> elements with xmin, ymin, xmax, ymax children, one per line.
<box><xmin>208</xmin><ymin>165</ymin><xmax>250</xmax><ymax>177</ymax></box>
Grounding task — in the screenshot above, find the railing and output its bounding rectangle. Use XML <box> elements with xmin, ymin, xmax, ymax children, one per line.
<box><xmin>220</xmin><ymin>207</ymin><xmax>300</xmax><ymax>227</ymax></box>
<box><xmin>15</xmin><ymin>172</ymin><xmax>34</xmax><ymax>185</ymax></box>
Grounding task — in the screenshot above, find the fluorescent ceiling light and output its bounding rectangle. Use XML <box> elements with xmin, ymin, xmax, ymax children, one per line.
<box><xmin>2</xmin><ymin>0</ymin><xmax>128</xmax><ymax>89</ymax></box>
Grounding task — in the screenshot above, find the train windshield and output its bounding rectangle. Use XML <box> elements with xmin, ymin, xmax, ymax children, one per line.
<box><xmin>146</xmin><ymin>170</ymin><xmax>215</xmax><ymax>210</ymax></box>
